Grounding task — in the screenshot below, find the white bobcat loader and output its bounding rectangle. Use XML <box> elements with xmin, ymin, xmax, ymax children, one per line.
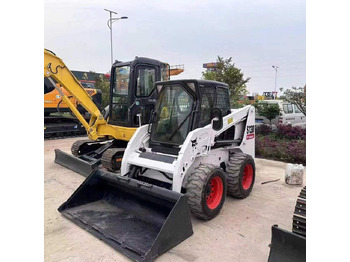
<box><xmin>59</xmin><ymin>79</ymin><xmax>256</xmax><ymax>262</ymax></box>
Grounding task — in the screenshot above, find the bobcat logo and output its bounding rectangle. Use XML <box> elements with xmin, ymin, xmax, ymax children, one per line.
<box><xmin>247</xmin><ymin>125</ymin><xmax>254</xmax><ymax>134</ymax></box>
<box><xmin>246</xmin><ymin>125</ymin><xmax>255</xmax><ymax>140</ymax></box>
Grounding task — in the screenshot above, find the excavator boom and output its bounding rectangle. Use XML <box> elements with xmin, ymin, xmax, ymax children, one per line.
<box><xmin>44</xmin><ymin>49</ymin><xmax>106</xmax><ymax>140</ymax></box>
<box><xmin>44</xmin><ymin>49</ymin><xmax>136</xmax><ymax>141</ymax></box>
<box><xmin>44</xmin><ymin>50</ymin><xmax>102</xmax><ymax>117</ymax></box>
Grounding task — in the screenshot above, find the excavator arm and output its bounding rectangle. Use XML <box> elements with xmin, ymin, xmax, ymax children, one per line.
<box><xmin>44</xmin><ymin>49</ymin><xmax>134</xmax><ymax>141</ymax></box>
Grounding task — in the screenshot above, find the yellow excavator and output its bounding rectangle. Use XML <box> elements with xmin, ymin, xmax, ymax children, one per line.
<box><xmin>44</xmin><ymin>49</ymin><xmax>183</xmax><ymax>176</ymax></box>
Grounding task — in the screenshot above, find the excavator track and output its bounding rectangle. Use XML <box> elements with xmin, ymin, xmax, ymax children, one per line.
<box><xmin>44</xmin><ymin>116</ymin><xmax>86</xmax><ymax>139</ymax></box>
<box><xmin>71</xmin><ymin>139</ymin><xmax>113</xmax><ymax>157</ymax></box>
<box><xmin>292</xmin><ymin>186</ymin><xmax>306</xmax><ymax>237</ymax></box>
<box><xmin>71</xmin><ymin>139</ymin><xmax>94</xmax><ymax>156</ymax></box>
<box><xmin>101</xmin><ymin>148</ymin><xmax>125</xmax><ymax>171</ymax></box>
<box><xmin>45</xmin><ymin>133</ymin><xmax>86</xmax><ymax>140</ymax></box>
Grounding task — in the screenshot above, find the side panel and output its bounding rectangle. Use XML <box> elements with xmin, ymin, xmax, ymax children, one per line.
<box><xmin>121</xmin><ymin>125</ymin><xmax>150</xmax><ymax>175</ymax></box>
<box><xmin>182</xmin><ymin>148</ymin><xmax>229</xmax><ymax>188</ymax></box>
<box><xmin>237</xmin><ymin>105</ymin><xmax>255</xmax><ymax>158</ymax></box>
<box><xmin>173</xmin><ymin>105</ymin><xmax>255</xmax><ymax>192</ymax></box>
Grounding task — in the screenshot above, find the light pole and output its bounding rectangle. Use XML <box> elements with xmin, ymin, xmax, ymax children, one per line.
<box><xmin>104</xmin><ymin>9</ymin><xmax>128</xmax><ymax>66</ymax></box>
<box><xmin>272</xmin><ymin>65</ymin><xmax>279</xmax><ymax>99</ymax></box>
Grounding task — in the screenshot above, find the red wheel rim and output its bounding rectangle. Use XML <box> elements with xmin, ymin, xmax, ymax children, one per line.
<box><xmin>242</xmin><ymin>163</ymin><xmax>253</xmax><ymax>190</ymax></box>
<box><xmin>206</xmin><ymin>176</ymin><xmax>224</xmax><ymax>209</ymax></box>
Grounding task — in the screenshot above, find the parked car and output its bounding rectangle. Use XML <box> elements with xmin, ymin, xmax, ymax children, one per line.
<box><xmin>255</xmin><ymin>100</ymin><xmax>306</xmax><ymax>128</ymax></box>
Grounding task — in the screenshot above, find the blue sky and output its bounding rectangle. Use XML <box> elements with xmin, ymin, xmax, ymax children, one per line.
<box><xmin>44</xmin><ymin>0</ymin><xmax>305</xmax><ymax>96</ymax></box>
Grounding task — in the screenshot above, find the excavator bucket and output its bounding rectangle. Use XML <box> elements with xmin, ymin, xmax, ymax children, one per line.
<box><xmin>268</xmin><ymin>225</ymin><xmax>306</xmax><ymax>262</ymax></box>
<box><xmin>54</xmin><ymin>149</ymin><xmax>100</xmax><ymax>177</ymax></box>
<box><xmin>58</xmin><ymin>169</ymin><xmax>193</xmax><ymax>262</ymax></box>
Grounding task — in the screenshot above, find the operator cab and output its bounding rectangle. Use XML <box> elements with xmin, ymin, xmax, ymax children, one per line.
<box><xmin>108</xmin><ymin>57</ymin><xmax>170</xmax><ymax>127</ymax></box>
<box><xmin>149</xmin><ymin>79</ymin><xmax>231</xmax><ymax>155</ymax></box>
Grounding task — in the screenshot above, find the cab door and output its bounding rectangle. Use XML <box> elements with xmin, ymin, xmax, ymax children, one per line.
<box><xmin>293</xmin><ymin>104</ymin><xmax>306</xmax><ymax>125</ymax></box>
<box><xmin>131</xmin><ymin>65</ymin><xmax>159</xmax><ymax>127</ymax></box>
<box><xmin>282</xmin><ymin>103</ymin><xmax>295</xmax><ymax>125</ymax></box>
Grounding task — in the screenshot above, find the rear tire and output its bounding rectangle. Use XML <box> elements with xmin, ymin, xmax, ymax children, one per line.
<box><xmin>186</xmin><ymin>164</ymin><xmax>227</xmax><ymax>220</ymax></box>
<box><xmin>226</xmin><ymin>153</ymin><xmax>255</xmax><ymax>198</ymax></box>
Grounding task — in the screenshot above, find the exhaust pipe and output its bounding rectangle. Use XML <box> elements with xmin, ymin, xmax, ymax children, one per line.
<box><xmin>58</xmin><ymin>169</ymin><xmax>193</xmax><ymax>262</ymax></box>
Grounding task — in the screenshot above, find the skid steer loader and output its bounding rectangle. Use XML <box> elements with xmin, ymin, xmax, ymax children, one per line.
<box><xmin>59</xmin><ymin>79</ymin><xmax>256</xmax><ymax>261</ymax></box>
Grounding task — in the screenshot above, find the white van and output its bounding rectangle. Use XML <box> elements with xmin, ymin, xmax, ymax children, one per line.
<box><xmin>279</xmin><ymin>103</ymin><xmax>306</xmax><ymax>127</ymax></box>
<box><xmin>255</xmin><ymin>100</ymin><xmax>306</xmax><ymax>128</ymax></box>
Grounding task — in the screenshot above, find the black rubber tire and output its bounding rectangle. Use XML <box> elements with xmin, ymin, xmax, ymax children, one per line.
<box><xmin>186</xmin><ymin>164</ymin><xmax>227</xmax><ymax>220</ymax></box>
<box><xmin>226</xmin><ymin>153</ymin><xmax>256</xmax><ymax>198</ymax></box>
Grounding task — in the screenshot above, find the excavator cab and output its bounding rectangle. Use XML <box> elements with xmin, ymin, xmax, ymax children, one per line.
<box><xmin>108</xmin><ymin>58</ymin><xmax>170</xmax><ymax>127</ymax></box>
<box><xmin>53</xmin><ymin>55</ymin><xmax>173</xmax><ymax>176</ymax></box>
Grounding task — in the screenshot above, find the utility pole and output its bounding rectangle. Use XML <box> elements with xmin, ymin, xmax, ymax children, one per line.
<box><xmin>104</xmin><ymin>9</ymin><xmax>128</xmax><ymax>66</ymax></box>
<box><xmin>272</xmin><ymin>65</ymin><xmax>279</xmax><ymax>99</ymax></box>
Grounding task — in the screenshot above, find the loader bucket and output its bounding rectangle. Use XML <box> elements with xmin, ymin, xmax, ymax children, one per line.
<box><xmin>58</xmin><ymin>169</ymin><xmax>193</xmax><ymax>262</ymax></box>
<box><xmin>268</xmin><ymin>225</ymin><xmax>306</xmax><ymax>262</ymax></box>
<box><xmin>54</xmin><ymin>149</ymin><xmax>99</xmax><ymax>177</ymax></box>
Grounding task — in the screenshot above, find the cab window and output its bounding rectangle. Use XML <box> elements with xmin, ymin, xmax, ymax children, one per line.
<box><xmin>114</xmin><ymin>66</ymin><xmax>130</xmax><ymax>96</ymax></box>
<box><xmin>136</xmin><ymin>67</ymin><xmax>156</xmax><ymax>97</ymax></box>
<box><xmin>151</xmin><ymin>84</ymin><xmax>193</xmax><ymax>145</ymax></box>
<box><xmin>294</xmin><ymin>105</ymin><xmax>302</xmax><ymax>113</ymax></box>
<box><xmin>216</xmin><ymin>87</ymin><xmax>230</xmax><ymax>115</ymax></box>
<box><xmin>283</xmin><ymin>104</ymin><xmax>294</xmax><ymax>114</ymax></box>
<box><xmin>199</xmin><ymin>87</ymin><xmax>215</xmax><ymax>127</ymax></box>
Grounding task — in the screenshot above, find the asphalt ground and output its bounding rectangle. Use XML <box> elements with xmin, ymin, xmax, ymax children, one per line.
<box><xmin>44</xmin><ymin>137</ymin><xmax>306</xmax><ymax>262</ymax></box>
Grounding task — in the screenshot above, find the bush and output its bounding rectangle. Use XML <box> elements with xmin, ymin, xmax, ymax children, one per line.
<box><xmin>276</xmin><ymin>124</ymin><xmax>306</xmax><ymax>140</ymax></box>
<box><xmin>256</xmin><ymin>124</ymin><xmax>272</xmax><ymax>136</ymax></box>
<box><xmin>255</xmin><ymin>135</ymin><xmax>306</xmax><ymax>165</ymax></box>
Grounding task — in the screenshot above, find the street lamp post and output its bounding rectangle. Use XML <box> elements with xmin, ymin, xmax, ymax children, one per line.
<box><xmin>272</xmin><ymin>65</ymin><xmax>279</xmax><ymax>99</ymax></box>
<box><xmin>104</xmin><ymin>9</ymin><xmax>128</xmax><ymax>66</ymax></box>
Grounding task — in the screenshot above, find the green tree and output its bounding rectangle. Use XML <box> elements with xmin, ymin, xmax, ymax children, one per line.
<box><xmin>254</xmin><ymin>102</ymin><xmax>281</xmax><ymax>125</ymax></box>
<box><xmin>280</xmin><ymin>85</ymin><xmax>306</xmax><ymax>116</ymax></box>
<box><xmin>94</xmin><ymin>74</ymin><xmax>110</xmax><ymax>108</ymax></box>
<box><xmin>202</xmin><ymin>56</ymin><xmax>250</xmax><ymax>106</ymax></box>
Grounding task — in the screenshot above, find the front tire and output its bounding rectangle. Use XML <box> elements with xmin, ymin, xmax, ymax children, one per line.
<box><xmin>226</xmin><ymin>153</ymin><xmax>255</xmax><ymax>198</ymax></box>
<box><xmin>186</xmin><ymin>164</ymin><xmax>227</xmax><ymax>220</ymax></box>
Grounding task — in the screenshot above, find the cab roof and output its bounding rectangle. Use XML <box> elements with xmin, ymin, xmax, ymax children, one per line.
<box><xmin>155</xmin><ymin>79</ymin><xmax>229</xmax><ymax>89</ymax></box>
<box><xmin>113</xmin><ymin>57</ymin><xmax>168</xmax><ymax>68</ymax></box>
